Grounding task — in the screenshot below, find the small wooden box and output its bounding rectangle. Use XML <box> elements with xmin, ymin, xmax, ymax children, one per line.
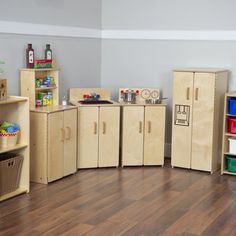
<box><xmin>0</xmin><ymin>79</ymin><xmax>7</xmax><ymax>100</ymax></box>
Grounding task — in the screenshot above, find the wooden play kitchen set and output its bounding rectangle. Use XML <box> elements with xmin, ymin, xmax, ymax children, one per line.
<box><xmin>70</xmin><ymin>88</ymin><xmax>121</xmax><ymax>168</ymax></box>
<box><xmin>171</xmin><ymin>68</ymin><xmax>228</xmax><ymax>173</ymax></box>
<box><xmin>20</xmin><ymin>67</ymin><xmax>77</xmax><ymax>184</ymax></box>
<box><xmin>118</xmin><ymin>88</ymin><xmax>166</xmax><ymax>166</ymax></box>
<box><xmin>1</xmin><ymin>65</ymin><xmax>235</xmax><ymax>202</ymax></box>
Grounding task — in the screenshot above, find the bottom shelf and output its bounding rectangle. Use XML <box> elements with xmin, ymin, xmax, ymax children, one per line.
<box><xmin>0</xmin><ymin>188</ymin><xmax>28</xmax><ymax>202</ymax></box>
<box><xmin>222</xmin><ymin>170</ymin><xmax>236</xmax><ymax>176</ymax></box>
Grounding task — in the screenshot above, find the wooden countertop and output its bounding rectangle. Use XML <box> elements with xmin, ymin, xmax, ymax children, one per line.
<box><xmin>119</xmin><ymin>102</ymin><xmax>167</xmax><ymax>107</ymax></box>
<box><xmin>30</xmin><ymin>105</ymin><xmax>77</xmax><ymax>113</ymax></box>
<box><xmin>70</xmin><ymin>100</ymin><xmax>167</xmax><ymax>107</ymax></box>
<box><xmin>70</xmin><ymin>100</ymin><xmax>121</xmax><ymax>107</ymax></box>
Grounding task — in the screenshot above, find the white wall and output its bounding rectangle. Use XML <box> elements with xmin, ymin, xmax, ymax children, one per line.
<box><xmin>0</xmin><ymin>0</ymin><xmax>102</xmax><ymax>99</ymax></box>
<box><xmin>0</xmin><ymin>0</ymin><xmax>101</xmax><ymax>28</ymax></box>
<box><xmin>102</xmin><ymin>0</ymin><xmax>236</xmax><ymax>30</ymax></box>
<box><xmin>101</xmin><ymin>0</ymin><xmax>236</xmax><ymax>152</ymax></box>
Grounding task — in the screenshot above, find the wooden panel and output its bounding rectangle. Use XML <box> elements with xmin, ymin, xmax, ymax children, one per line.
<box><xmin>98</xmin><ymin>107</ymin><xmax>120</xmax><ymax>167</ymax></box>
<box><xmin>122</xmin><ymin>106</ymin><xmax>144</xmax><ymax>166</ymax></box>
<box><xmin>212</xmin><ymin>72</ymin><xmax>228</xmax><ymax>173</ymax></box>
<box><xmin>30</xmin><ymin>112</ymin><xmax>48</xmax><ymax>184</ymax></box>
<box><xmin>144</xmin><ymin>106</ymin><xmax>166</xmax><ymax>165</ymax></box>
<box><xmin>20</xmin><ymin>70</ymin><xmax>36</xmax><ymax>108</ymax></box>
<box><xmin>48</xmin><ymin>112</ymin><xmax>64</xmax><ymax>182</ymax></box>
<box><xmin>69</xmin><ymin>88</ymin><xmax>111</xmax><ymax>102</ymax></box>
<box><xmin>63</xmin><ymin>109</ymin><xmax>77</xmax><ymax>176</ymax></box>
<box><xmin>191</xmin><ymin>73</ymin><xmax>215</xmax><ymax>172</ymax></box>
<box><xmin>171</xmin><ymin>72</ymin><xmax>194</xmax><ymax>168</ymax></box>
<box><xmin>78</xmin><ymin>107</ymin><xmax>99</xmax><ymax>168</ymax></box>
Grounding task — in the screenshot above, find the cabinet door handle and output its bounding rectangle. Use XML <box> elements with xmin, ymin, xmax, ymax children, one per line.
<box><xmin>103</xmin><ymin>122</ymin><xmax>106</xmax><ymax>134</ymax></box>
<box><xmin>94</xmin><ymin>122</ymin><xmax>97</xmax><ymax>135</ymax></box>
<box><xmin>195</xmin><ymin>88</ymin><xmax>199</xmax><ymax>101</ymax></box>
<box><xmin>61</xmin><ymin>128</ymin><xmax>65</xmax><ymax>142</ymax></box>
<box><xmin>186</xmin><ymin>87</ymin><xmax>190</xmax><ymax>100</ymax></box>
<box><xmin>148</xmin><ymin>121</ymin><xmax>151</xmax><ymax>133</ymax></box>
<box><xmin>139</xmin><ymin>121</ymin><xmax>143</xmax><ymax>133</ymax></box>
<box><xmin>66</xmin><ymin>126</ymin><xmax>71</xmax><ymax>140</ymax></box>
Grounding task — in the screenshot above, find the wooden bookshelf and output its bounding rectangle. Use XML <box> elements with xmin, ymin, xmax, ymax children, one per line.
<box><xmin>0</xmin><ymin>96</ymin><xmax>29</xmax><ymax>201</ymax></box>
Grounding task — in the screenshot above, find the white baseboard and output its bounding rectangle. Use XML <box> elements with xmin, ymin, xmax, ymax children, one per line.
<box><xmin>0</xmin><ymin>20</ymin><xmax>101</xmax><ymax>38</ymax></box>
<box><xmin>165</xmin><ymin>143</ymin><xmax>171</xmax><ymax>158</ymax></box>
<box><xmin>1</xmin><ymin>20</ymin><xmax>236</xmax><ymax>41</ymax></box>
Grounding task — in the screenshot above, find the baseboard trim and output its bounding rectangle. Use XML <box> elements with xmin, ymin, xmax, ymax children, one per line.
<box><xmin>102</xmin><ymin>30</ymin><xmax>236</xmax><ymax>41</ymax></box>
<box><xmin>0</xmin><ymin>20</ymin><xmax>101</xmax><ymax>38</ymax></box>
<box><xmin>1</xmin><ymin>20</ymin><xmax>236</xmax><ymax>41</ymax></box>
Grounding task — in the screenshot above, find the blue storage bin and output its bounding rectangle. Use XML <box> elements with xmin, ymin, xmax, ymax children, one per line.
<box><xmin>228</xmin><ymin>98</ymin><xmax>236</xmax><ymax>115</ymax></box>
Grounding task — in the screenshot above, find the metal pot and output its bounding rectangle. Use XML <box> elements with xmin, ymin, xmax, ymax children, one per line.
<box><xmin>123</xmin><ymin>90</ymin><xmax>136</xmax><ymax>103</ymax></box>
<box><xmin>145</xmin><ymin>97</ymin><xmax>168</xmax><ymax>104</ymax></box>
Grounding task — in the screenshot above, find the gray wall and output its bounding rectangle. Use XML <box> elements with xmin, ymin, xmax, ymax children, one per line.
<box><xmin>1</xmin><ymin>0</ymin><xmax>101</xmax><ymax>28</ymax></box>
<box><xmin>0</xmin><ymin>34</ymin><xmax>101</xmax><ymax>99</ymax></box>
<box><xmin>101</xmin><ymin>1</ymin><xmax>236</xmax><ymax>149</ymax></box>
<box><xmin>102</xmin><ymin>0</ymin><xmax>236</xmax><ymax>30</ymax></box>
<box><xmin>0</xmin><ymin>0</ymin><xmax>102</xmax><ymax>99</ymax></box>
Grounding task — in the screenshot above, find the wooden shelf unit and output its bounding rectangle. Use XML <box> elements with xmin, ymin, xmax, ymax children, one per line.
<box><xmin>0</xmin><ymin>96</ymin><xmax>29</xmax><ymax>201</ymax></box>
<box><xmin>20</xmin><ymin>68</ymin><xmax>59</xmax><ymax>108</ymax></box>
<box><xmin>221</xmin><ymin>92</ymin><xmax>236</xmax><ymax>175</ymax></box>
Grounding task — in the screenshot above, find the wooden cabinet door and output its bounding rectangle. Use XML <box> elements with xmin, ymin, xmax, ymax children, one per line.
<box><xmin>171</xmin><ymin>72</ymin><xmax>194</xmax><ymax>168</ymax></box>
<box><xmin>48</xmin><ymin>111</ymin><xmax>64</xmax><ymax>182</ymax></box>
<box><xmin>191</xmin><ymin>73</ymin><xmax>215</xmax><ymax>171</ymax></box>
<box><xmin>78</xmin><ymin>107</ymin><xmax>99</xmax><ymax>168</ymax></box>
<box><xmin>98</xmin><ymin>107</ymin><xmax>120</xmax><ymax>167</ymax></box>
<box><xmin>144</xmin><ymin>106</ymin><xmax>165</xmax><ymax>165</ymax></box>
<box><xmin>63</xmin><ymin>109</ymin><xmax>77</xmax><ymax>176</ymax></box>
<box><xmin>122</xmin><ymin>106</ymin><xmax>144</xmax><ymax>166</ymax></box>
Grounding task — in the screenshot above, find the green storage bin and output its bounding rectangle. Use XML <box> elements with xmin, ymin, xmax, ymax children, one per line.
<box><xmin>226</xmin><ymin>155</ymin><xmax>236</xmax><ymax>172</ymax></box>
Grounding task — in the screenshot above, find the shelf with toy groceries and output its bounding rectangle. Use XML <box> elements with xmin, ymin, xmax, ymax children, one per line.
<box><xmin>221</xmin><ymin>92</ymin><xmax>236</xmax><ymax>175</ymax></box>
<box><xmin>0</xmin><ymin>96</ymin><xmax>29</xmax><ymax>201</ymax></box>
<box><xmin>20</xmin><ymin>67</ymin><xmax>59</xmax><ymax>108</ymax></box>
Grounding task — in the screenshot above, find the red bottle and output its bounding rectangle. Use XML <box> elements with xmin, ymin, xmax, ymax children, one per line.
<box><xmin>26</xmin><ymin>44</ymin><xmax>34</xmax><ymax>68</ymax></box>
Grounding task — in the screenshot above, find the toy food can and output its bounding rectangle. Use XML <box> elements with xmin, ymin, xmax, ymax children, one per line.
<box><xmin>35</xmin><ymin>78</ymin><xmax>41</xmax><ymax>88</ymax></box>
<box><xmin>36</xmin><ymin>99</ymin><xmax>42</xmax><ymax>107</ymax></box>
<box><xmin>38</xmin><ymin>92</ymin><xmax>47</xmax><ymax>106</ymax></box>
<box><xmin>47</xmin><ymin>92</ymin><xmax>53</xmax><ymax>106</ymax></box>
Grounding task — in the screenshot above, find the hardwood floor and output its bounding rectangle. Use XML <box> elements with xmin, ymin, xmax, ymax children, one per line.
<box><xmin>1</xmin><ymin>162</ymin><xmax>236</xmax><ymax>236</ymax></box>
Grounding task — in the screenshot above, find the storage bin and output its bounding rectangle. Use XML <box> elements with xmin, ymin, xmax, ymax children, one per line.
<box><xmin>228</xmin><ymin>98</ymin><xmax>236</xmax><ymax>115</ymax></box>
<box><xmin>0</xmin><ymin>153</ymin><xmax>23</xmax><ymax>195</ymax></box>
<box><xmin>0</xmin><ymin>131</ymin><xmax>19</xmax><ymax>149</ymax></box>
<box><xmin>228</xmin><ymin>118</ymin><xmax>236</xmax><ymax>134</ymax></box>
<box><xmin>229</xmin><ymin>138</ymin><xmax>236</xmax><ymax>154</ymax></box>
<box><xmin>226</xmin><ymin>155</ymin><xmax>236</xmax><ymax>173</ymax></box>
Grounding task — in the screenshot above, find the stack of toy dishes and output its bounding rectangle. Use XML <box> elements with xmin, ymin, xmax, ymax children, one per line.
<box><xmin>0</xmin><ymin>122</ymin><xmax>20</xmax><ymax>148</ymax></box>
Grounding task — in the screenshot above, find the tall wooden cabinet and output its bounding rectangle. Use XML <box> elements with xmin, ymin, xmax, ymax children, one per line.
<box><xmin>78</xmin><ymin>106</ymin><xmax>120</xmax><ymax>168</ymax></box>
<box><xmin>171</xmin><ymin>69</ymin><xmax>228</xmax><ymax>173</ymax></box>
<box><xmin>122</xmin><ymin>105</ymin><xmax>166</xmax><ymax>166</ymax></box>
<box><xmin>30</xmin><ymin>106</ymin><xmax>77</xmax><ymax>183</ymax></box>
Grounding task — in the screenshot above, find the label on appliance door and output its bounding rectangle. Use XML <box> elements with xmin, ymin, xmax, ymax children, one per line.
<box><xmin>174</xmin><ymin>104</ymin><xmax>190</xmax><ymax>126</ymax></box>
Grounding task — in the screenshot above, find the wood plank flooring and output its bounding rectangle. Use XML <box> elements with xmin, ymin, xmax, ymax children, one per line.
<box><xmin>1</xmin><ymin>162</ymin><xmax>236</xmax><ymax>235</ymax></box>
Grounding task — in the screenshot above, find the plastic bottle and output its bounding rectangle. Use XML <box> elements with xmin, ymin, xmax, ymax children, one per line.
<box><xmin>26</xmin><ymin>44</ymin><xmax>34</xmax><ymax>68</ymax></box>
<box><xmin>45</xmin><ymin>44</ymin><xmax>52</xmax><ymax>60</ymax></box>
<box><xmin>62</xmin><ymin>95</ymin><xmax>67</xmax><ymax>106</ymax></box>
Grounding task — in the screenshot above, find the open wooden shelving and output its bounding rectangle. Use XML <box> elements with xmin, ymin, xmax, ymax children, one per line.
<box><xmin>20</xmin><ymin>68</ymin><xmax>59</xmax><ymax>109</ymax></box>
<box><xmin>0</xmin><ymin>96</ymin><xmax>29</xmax><ymax>201</ymax></box>
<box><xmin>221</xmin><ymin>92</ymin><xmax>236</xmax><ymax>175</ymax></box>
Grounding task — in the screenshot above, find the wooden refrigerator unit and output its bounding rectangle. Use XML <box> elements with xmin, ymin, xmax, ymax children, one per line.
<box><xmin>171</xmin><ymin>69</ymin><xmax>228</xmax><ymax>173</ymax></box>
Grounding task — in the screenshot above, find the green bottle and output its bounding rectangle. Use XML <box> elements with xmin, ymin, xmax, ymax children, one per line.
<box><xmin>45</xmin><ymin>44</ymin><xmax>52</xmax><ymax>60</ymax></box>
